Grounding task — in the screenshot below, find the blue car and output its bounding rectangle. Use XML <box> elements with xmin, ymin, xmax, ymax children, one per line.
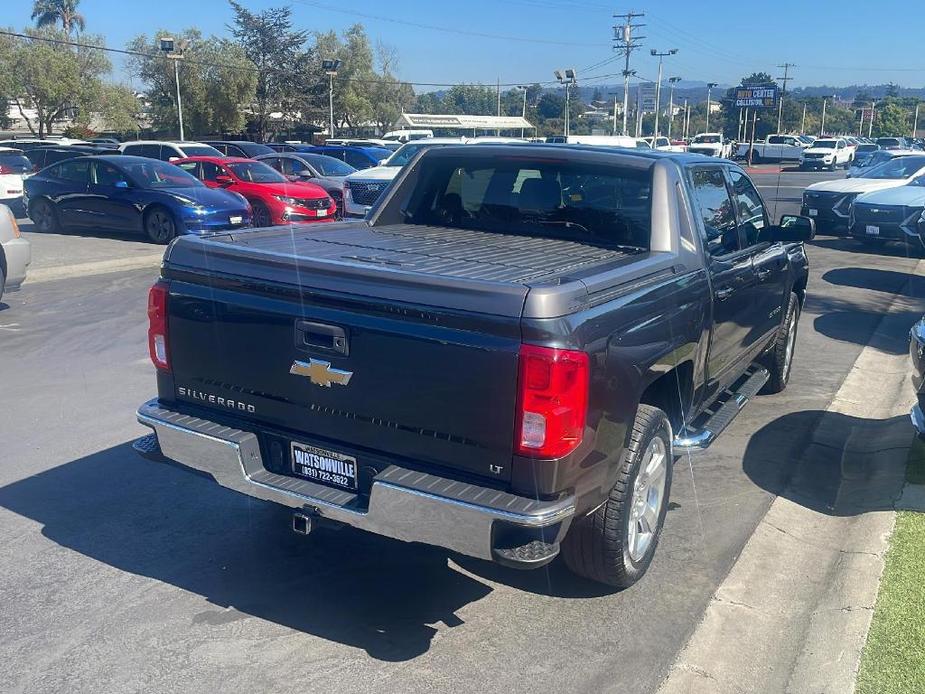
<box><xmin>23</xmin><ymin>155</ymin><xmax>253</xmax><ymax>244</ymax></box>
<box><xmin>298</xmin><ymin>145</ymin><xmax>392</xmax><ymax>170</ymax></box>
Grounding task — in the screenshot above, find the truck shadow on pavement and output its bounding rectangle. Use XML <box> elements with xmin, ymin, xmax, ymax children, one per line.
<box><xmin>810</xmin><ymin>237</ymin><xmax>924</xmax><ymax>259</ymax></box>
<box><xmin>742</xmin><ymin>410</ymin><xmax>912</xmax><ymax>515</ymax></box>
<box><xmin>0</xmin><ymin>442</ymin><xmax>606</xmax><ymax>661</ymax></box>
<box><xmin>822</xmin><ymin>267</ymin><xmax>925</xmax><ymax>297</ymax></box>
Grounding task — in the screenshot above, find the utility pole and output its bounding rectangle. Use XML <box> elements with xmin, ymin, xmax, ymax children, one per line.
<box><xmin>651</xmin><ymin>49</ymin><xmax>678</xmax><ymax>137</ymax></box>
<box><xmin>705</xmin><ymin>82</ymin><xmax>718</xmax><ymax>132</ymax></box>
<box><xmin>667</xmin><ymin>76</ymin><xmax>681</xmax><ymax>138</ymax></box>
<box><xmin>683</xmin><ymin>98</ymin><xmax>690</xmax><ymax>140</ymax></box>
<box><xmin>869</xmin><ymin>100</ymin><xmax>876</xmax><ymax>138</ymax></box>
<box><xmin>776</xmin><ymin>62</ymin><xmax>795</xmax><ymax>132</ymax></box>
<box><xmin>613</xmin><ymin>11</ymin><xmax>645</xmax><ymax>136</ymax></box>
<box><xmin>820</xmin><ymin>98</ymin><xmax>827</xmax><ymax>137</ymax></box>
<box><xmin>913</xmin><ymin>102</ymin><xmax>920</xmax><ymax>139</ymax></box>
<box><xmin>800</xmin><ymin>103</ymin><xmax>807</xmax><ymax>134</ymax></box>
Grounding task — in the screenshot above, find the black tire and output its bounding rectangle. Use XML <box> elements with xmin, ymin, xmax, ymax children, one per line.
<box><xmin>252</xmin><ymin>202</ymin><xmax>272</xmax><ymax>228</ymax></box>
<box><xmin>561</xmin><ymin>404</ymin><xmax>673</xmax><ymax>588</ymax></box>
<box><xmin>29</xmin><ymin>198</ymin><xmax>59</xmax><ymax>233</ymax></box>
<box><xmin>751</xmin><ymin>151</ymin><xmax>762</xmax><ymax>164</ymax></box>
<box><xmin>144</xmin><ymin>206</ymin><xmax>177</xmax><ymax>244</ymax></box>
<box><xmin>761</xmin><ymin>292</ymin><xmax>800</xmax><ymax>394</ymax></box>
<box><xmin>829</xmin><ymin>159</ymin><xmax>838</xmax><ymax>172</ymax></box>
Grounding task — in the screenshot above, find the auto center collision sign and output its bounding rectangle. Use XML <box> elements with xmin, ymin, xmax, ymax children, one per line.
<box><xmin>734</xmin><ymin>85</ymin><xmax>779</xmax><ymax>108</ymax></box>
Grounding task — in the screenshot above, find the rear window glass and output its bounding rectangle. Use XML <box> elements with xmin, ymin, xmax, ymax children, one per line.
<box><xmin>398</xmin><ymin>157</ymin><xmax>652</xmax><ymax>250</ymax></box>
<box><xmin>180</xmin><ymin>145</ymin><xmax>222</xmax><ymax>158</ymax></box>
<box><xmin>0</xmin><ymin>153</ymin><xmax>33</xmax><ymax>173</ymax></box>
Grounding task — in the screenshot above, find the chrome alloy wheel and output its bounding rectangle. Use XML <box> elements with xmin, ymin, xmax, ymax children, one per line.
<box><xmin>627</xmin><ymin>436</ymin><xmax>668</xmax><ymax>562</ymax></box>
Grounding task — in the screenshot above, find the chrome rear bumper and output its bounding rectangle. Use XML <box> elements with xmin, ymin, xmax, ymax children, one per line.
<box><xmin>136</xmin><ymin>399</ymin><xmax>574</xmax><ymax>562</ymax></box>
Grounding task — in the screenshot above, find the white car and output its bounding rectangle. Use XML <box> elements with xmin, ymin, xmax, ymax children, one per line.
<box><xmin>342</xmin><ymin>138</ymin><xmax>466</xmax><ymax>218</ymax></box>
<box><xmin>382</xmin><ymin>129</ymin><xmax>434</xmax><ymax>143</ymax></box>
<box><xmin>118</xmin><ymin>140</ymin><xmax>222</xmax><ymax>162</ymax></box>
<box><xmin>799</xmin><ymin>138</ymin><xmax>854</xmax><ymax>171</ymax></box>
<box><xmin>563</xmin><ymin>135</ymin><xmax>649</xmax><ymax>149</ymax></box>
<box><xmin>0</xmin><ymin>203</ymin><xmax>31</xmax><ymax>302</ymax></box>
<box><xmin>801</xmin><ymin>153</ymin><xmax>925</xmax><ymax>233</ymax></box>
<box><xmin>0</xmin><ymin>147</ymin><xmax>33</xmax><ymax>205</ymax></box>
<box><xmin>687</xmin><ymin>133</ymin><xmax>732</xmax><ymax>158</ymax></box>
<box><xmin>847</xmin><ymin>149</ymin><xmax>918</xmax><ymax>178</ymax></box>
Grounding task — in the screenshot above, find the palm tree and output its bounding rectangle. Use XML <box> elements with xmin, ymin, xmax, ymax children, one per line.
<box><xmin>31</xmin><ymin>0</ymin><xmax>86</xmax><ymax>35</ymax></box>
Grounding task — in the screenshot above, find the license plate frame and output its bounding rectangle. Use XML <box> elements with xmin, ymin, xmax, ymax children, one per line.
<box><xmin>866</xmin><ymin>225</ymin><xmax>880</xmax><ymax>236</ymax></box>
<box><xmin>290</xmin><ymin>441</ymin><xmax>358</xmax><ymax>491</ymax></box>
<box><xmin>229</xmin><ymin>215</ymin><xmax>243</xmax><ymax>225</ymax></box>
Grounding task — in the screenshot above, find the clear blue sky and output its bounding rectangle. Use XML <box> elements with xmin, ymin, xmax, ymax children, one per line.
<box><xmin>7</xmin><ymin>0</ymin><xmax>925</xmax><ymax>90</ymax></box>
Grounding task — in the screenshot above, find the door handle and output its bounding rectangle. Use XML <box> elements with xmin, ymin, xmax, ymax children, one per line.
<box><xmin>295</xmin><ymin>320</ymin><xmax>348</xmax><ymax>356</ymax></box>
<box><xmin>715</xmin><ymin>287</ymin><xmax>735</xmax><ymax>301</ymax></box>
<box><xmin>756</xmin><ymin>267</ymin><xmax>772</xmax><ymax>280</ymax></box>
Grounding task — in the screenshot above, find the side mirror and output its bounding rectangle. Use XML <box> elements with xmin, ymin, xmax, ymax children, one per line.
<box><xmin>214</xmin><ymin>174</ymin><xmax>234</xmax><ymax>186</ymax></box>
<box><xmin>168</xmin><ymin>156</ymin><xmax>180</xmax><ymax>162</ymax></box>
<box><xmin>114</xmin><ymin>180</ymin><xmax>129</xmax><ymax>189</ymax></box>
<box><xmin>763</xmin><ymin>215</ymin><xmax>815</xmax><ymax>243</ymax></box>
<box><xmin>297</xmin><ymin>170</ymin><xmax>315</xmax><ymax>179</ymax></box>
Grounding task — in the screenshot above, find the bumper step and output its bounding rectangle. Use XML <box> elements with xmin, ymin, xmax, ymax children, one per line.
<box><xmin>493</xmin><ymin>540</ymin><xmax>560</xmax><ymax>569</ymax></box>
<box><xmin>673</xmin><ymin>365</ymin><xmax>770</xmax><ymax>452</ymax></box>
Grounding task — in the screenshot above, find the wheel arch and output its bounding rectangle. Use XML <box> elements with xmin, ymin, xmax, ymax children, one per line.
<box><xmin>638</xmin><ymin>360</ymin><xmax>695</xmax><ymax>435</ymax></box>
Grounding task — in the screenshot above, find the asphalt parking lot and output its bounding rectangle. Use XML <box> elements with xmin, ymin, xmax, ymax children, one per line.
<box><xmin>2</xmin><ymin>167</ymin><xmax>924</xmax><ymax>694</ymax></box>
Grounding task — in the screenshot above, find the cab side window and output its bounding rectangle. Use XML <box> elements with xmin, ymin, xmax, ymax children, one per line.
<box><xmin>200</xmin><ymin>161</ymin><xmax>224</xmax><ymax>182</ymax></box>
<box><xmin>689</xmin><ymin>167</ymin><xmax>738</xmax><ymax>256</ymax></box>
<box><xmin>728</xmin><ymin>169</ymin><xmax>767</xmax><ymax>247</ymax></box>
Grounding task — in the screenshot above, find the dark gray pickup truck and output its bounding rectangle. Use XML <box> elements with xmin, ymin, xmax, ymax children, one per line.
<box><xmin>136</xmin><ymin>145</ymin><xmax>812</xmax><ymax>587</ymax></box>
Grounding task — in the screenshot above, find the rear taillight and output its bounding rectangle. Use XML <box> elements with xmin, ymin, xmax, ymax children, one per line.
<box><xmin>515</xmin><ymin>345</ymin><xmax>589</xmax><ymax>458</ymax></box>
<box><xmin>147</xmin><ymin>281</ymin><xmax>170</xmax><ymax>371</ymax></box>
<box><xmin>0</xmin><ymin>165</ymin><xmax>10</xmax><ymax>175</ymax></box>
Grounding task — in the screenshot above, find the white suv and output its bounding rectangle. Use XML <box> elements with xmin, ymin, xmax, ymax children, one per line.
<box><xmin>119</xmin><ymin>141</ymin><xmax>222</xmax><ymax>162</ymax></box>
<box><xmin>800</xmin><ymin>138</ymin><xmax>854</xmax><ymax>171</ymax></box>
<box><xmin>0</xmin><ymin>147</ymin><xmax>33</xmax><ymax>205</ymax></box>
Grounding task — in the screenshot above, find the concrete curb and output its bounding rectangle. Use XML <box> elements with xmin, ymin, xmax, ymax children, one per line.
<box><xmin>25</xmin><ymin>254</ymin><xmax>164</xmax><ymax>284</ymax></box>
<box><xmin>657</xmin><ymin>261</ymin><xmax>924</xmax><ymax>694</ymax></box>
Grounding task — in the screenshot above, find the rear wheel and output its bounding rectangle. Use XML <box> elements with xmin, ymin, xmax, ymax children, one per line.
<box><xmin>252</xmin><ymin>202</ymin><xmax>272</xmax><ymax>227</ymax></box>
<box><xmin>144</xmin><ymin>207</ymin><xmax>177</xmax><ymax>244</ymax></box>
<box><xmin>561</xmin><ymin>404</ymin><xmax>673</xmax><ymax>588</ymax></box>
<box><xmin>30</xmin><ymin>198</ymin><xmax>59</xmax><ymax>233</ymax></box>
<box><xmin>751</xmin><ymin>151</ymin><xmax>762</xmax><ymax>164</ymax></box>
<box><xmin>761</xmin><ymin>292</ymin><xmax>800</xmax><ymax>394</ymax></box>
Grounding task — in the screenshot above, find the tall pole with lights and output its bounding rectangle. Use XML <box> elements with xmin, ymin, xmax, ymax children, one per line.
<box><xmin>705</xmin><ymin>82</ymin><xmax>718</xmax><ymax>132</ymax></box>
<box><xmin>650</xmin><ymin>48</ymin><xmax>678</xmax><ymax>137</ymax></box>
<box><xmin>322</xmin><ymin>59</ymin><xmax>342</xmax><ymax>141</ymax></box>
<box><xmin>159</xmin><ymin>37</ymin><xmax>185</xmax><ymax>140</ymax></box>
<box><xmin>554</xmin><ymin>69</ymin><xmax>577</xmax><ymax>138</ymax></box>
<box><xmin>667</xmin><ymin>76</ymin><xmax>681</xmax><ymax>138</ymax></box>
<box><xmin>516</xmin><ymin>85</ymin><xmax>529</xmax><ymax>138</ymax></box>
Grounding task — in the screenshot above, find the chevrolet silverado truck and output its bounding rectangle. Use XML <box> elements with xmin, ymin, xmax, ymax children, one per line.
<box><xmin>135</xmin><ymin>146</ymin><xmax>812</xmax><ymax>588</ymax></box>
<box><xmin>737</xmin><ymin>134</ymin><xmax>806</xmax><ymax>163</ymax></box>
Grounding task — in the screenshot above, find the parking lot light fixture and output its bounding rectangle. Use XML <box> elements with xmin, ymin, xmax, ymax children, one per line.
<box><xmin>650</xmin><ymin>49</ymin><xmax>678</xmax><ymax>137</ymax></box>
<box><xmin>554</xmin><ymin>69</ymin><xmax>578</xmax><ymax>138</ymax></box>
<box><xmin>159</xmin><ymin>36</ymin><xmax>185</xmax><ymax>141</ymax></box>
<box><xmin>705</xmin><ymin>82</ymin><xmax>718</xmax><ymax>133</ymax></box>
<box><xmin>667</xmin><ymin>77</ymin><xmax>681</xmax><ymax>139</ymax></box>
<box><xmin>322</xmin><ymin>59</ymin><xmax>342</xmax><ymax>141</ymax></box>
<box><xmin>516</xmin><ymin>85</ymin><xmax>529</xmax><ymax>138</ymax></box>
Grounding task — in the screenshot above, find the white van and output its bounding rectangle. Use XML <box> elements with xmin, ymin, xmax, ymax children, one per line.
<box><xmin>382</xmin><ymin>129</ymin><xmax>434</xmax><ymax>143</ymax></box>
<box><xmin>561</xmin><ymin>135</ymin><xmax>650</xmax><ymax>149</ymax></box>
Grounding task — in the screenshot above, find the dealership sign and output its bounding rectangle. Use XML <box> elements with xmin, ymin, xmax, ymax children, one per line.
<box><xmin>638</xmin><ymin>83</ymin><xmax>657</xmax><ymax>112</ymax></box>
<box><xmin>734</xmin><ymin>85</ymin><xmax>779</xmax><ymax>108</ymax></box>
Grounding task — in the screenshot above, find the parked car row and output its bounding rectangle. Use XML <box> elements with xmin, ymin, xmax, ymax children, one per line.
<box><xmin>802</xmin><ymin>152</ymin><xmax>925</xmax><ymax>252</ymax></box>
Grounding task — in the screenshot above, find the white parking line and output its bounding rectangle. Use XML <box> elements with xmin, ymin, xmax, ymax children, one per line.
<box><xmin>26</xmin><ymin>254</ymin><xmax>164</xmax><ymax>284</ymax></box>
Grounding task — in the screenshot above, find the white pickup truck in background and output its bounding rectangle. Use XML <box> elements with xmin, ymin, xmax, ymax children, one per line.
<box><xmin>737</xmin><ymin>134</ymin><xmax>807</xmax><ymax>163</ymax></box>
<box><xmin>686</xmin><ymin>133</ymin><xmax>732</xmax><ymax>158</ymax></box>
<box><xmin>644</xmin><ymin>136</ymin><xmax>687</xmax><ymax>152</ymax></box>
<box><xmin>800</xmin><ymin>138</ymin><xmax>855</xmax><ymax>171</ymax></box>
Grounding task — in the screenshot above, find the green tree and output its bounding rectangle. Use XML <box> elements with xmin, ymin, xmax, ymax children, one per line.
<box><xmin>537</xmin><ymin>91</ymin><xmax>565</xmax><ymax>120</ymax></box>
<box><xmin>873</xmin><ymin>99</ymin><xmax>910</xmax><ymax>137</ymax></box>
<box><xmin>367</xmin><ymin>42</ymin><xmax>414</xmax><ymax>133</ymax></box>
<box><xmin>95</xmin><ymin>83</ymin><xmax>143</xmax><ymax>134</ymax></box>
<box><xmin>0</xmin><ymin>27</ymin><xmax>110</xmax><ymax>137</ymax></box>
<box><xmin>228</xmin><ymin>1</ymin><xmax>311</xmax><ymax>141</ymax></box>
<box><xmin>126</xmin><ymin>30</ymin><xmax>257</xmax><ymax>137</ymax></box>
<box><xmin>313</xmin><ymin>24</ymin><xmax>378</xmax><ymax>134</ymax></box>
<box><xmin>30</xmin><ymin>0</ymin><xmax>85</xmax><ymax>35</ymax></box>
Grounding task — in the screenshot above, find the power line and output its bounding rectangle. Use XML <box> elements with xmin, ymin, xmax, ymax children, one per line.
<box><xmin>776</xmin><ymin>62</ymin><xmax>796</xmax><ymax>131</ymax></box>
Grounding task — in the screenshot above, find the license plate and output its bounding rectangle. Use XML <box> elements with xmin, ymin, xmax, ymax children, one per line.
<box><xmin>290</xmin><ymin>442</ymin><xmax>358</xmax><ymax>490</ymax></box>
<box><xmin>314</xmin><ymin>208</ymin><xmax>329</xmax><ymax>217</ymax></box>
<box><xmin>808</xmin><ymin>209</ymin><xmax>818</xmax><ymax>217</ymax></box>
<box><xmin>230</xmin><ymin>215</ymin><xmax>243</xmax><ymax>225</ymax></box>
<box><xmin>866</xmin><ymin>225</ymin><xmax>880</xmax><ymax>236</ymax></box>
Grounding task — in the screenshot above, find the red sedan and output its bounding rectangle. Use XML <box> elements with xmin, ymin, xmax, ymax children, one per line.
<box><xmin>173</xmin><ymin>156</ymin><xmax>336</xmax><ymax>227</ymax></box>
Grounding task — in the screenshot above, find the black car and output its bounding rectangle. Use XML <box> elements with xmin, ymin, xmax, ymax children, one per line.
<box><xmin>25</xmin><ymin>145</ymin><xmax>119</xmax><ymax>172</ymax></box>
<box><xmin>202</xmin><ymin>141</ymin><xmax>276</xmax><ymax>158</ymax></box>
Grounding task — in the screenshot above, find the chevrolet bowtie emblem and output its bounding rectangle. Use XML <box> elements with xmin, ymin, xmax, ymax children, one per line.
<box><xmin>289</xmin><ymin>359</ymin><xmax>353</xmax><ymax>387</ymax></box>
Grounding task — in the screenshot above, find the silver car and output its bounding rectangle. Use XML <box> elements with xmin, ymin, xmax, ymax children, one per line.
<box><xmin>0</xmin><ymin>204</ymin><xmax>30</xmax><ymax>302</ymax></box>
